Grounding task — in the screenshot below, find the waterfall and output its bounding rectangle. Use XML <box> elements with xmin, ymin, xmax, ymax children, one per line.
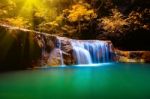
<box><xmin>57</xmin><ymin>39</ymin><xmax>64</xmax><ymax>66</ymax></box>
<box><xmin>41</xmin><ymin>36</ymin><xmax>114</xmax><ymax>66</ymax></box>
<box><xmin>71</xmin><ymin>40</ymin><xmax>112</xmax><ymax>65</ymax></box>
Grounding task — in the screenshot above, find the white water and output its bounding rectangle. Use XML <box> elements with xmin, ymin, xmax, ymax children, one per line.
<box><xmin>71</xmin><ymin>40</ymin><xmax>112</xmax><ymax>65</ymax></box>
<box><xmin>43</xmin><ymin>37</ymin><xmax>114</xmax><ymax>66</ymax></box>
<box><xmin>57</xmin><ymin>39</ymin><xmax>64</xmax><ymax>66</ymax></box>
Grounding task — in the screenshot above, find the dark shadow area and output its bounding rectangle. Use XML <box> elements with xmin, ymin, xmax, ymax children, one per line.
<box><xmin>111</xmin><ymin>29</ymin><xmax>150</xmax><ymax>51</ymax></box>
<box><xmin>0</xmin><ymin>27</ymin><xmax>41</xmax><ymax>71</ymax></box>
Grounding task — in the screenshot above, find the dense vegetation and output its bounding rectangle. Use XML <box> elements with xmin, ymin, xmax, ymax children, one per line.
<box><xmin>0</xmin><ymin>0</ymin><xmax>150</xmax><ymax>70</ymax></box>
<box><xmin>0</xmin><ymin>0</ymin><xmax>150</xmax><ymax>50</ymax></box>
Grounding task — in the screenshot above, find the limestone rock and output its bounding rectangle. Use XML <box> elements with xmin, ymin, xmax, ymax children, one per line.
<box><xmin>47</xmin><ymin>48</ymin><xmax>62</xmax><ymax>66</ymax></box>
<box><xmin>116</xmin><ymin>50</ymin><xmax>150</xmax><ymax>63</ymax></box>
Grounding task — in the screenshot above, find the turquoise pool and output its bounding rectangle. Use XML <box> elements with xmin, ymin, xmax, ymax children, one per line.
<box><xmin>0</xmin><ymin>63</ymin><xmax>150</xmax><ymax>99</ymax></box>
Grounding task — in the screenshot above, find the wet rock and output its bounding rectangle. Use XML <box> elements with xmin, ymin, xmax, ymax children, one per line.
<box><xmin>116</xmin><ymin>50</ymin><xmax>150</xmax><ymax>63</ymax></box>
<box><xmin>0</xmin><ymin>24</ymin><xmax>42</xmax><ymax>70</ymax></box>
<box><xmin>56</xmin><ymin>37</ymin><xmax>74</xmax><ymax>65</ymax></box>
<box><xmin>1</xmin><ymin>24</ymin><xmax>150</xmax><ymax>70</ymax></box>
<box><xmin>142</xmin><ymin>52</ymin><xmax>150</xmax><ymax>62</ymax></box>
<box><xmin>47</xmin><ymin>48</ymin><xmax>62</xmax><ymax>66</ymax></box>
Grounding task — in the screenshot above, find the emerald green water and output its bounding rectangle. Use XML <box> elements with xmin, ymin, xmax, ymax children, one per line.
<box><xmin>0</xmin><ymin>63</ymin><xmax>150</xmax><ymax>99</ymax></box>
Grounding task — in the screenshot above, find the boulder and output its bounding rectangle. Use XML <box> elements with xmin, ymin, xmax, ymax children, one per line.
<box><xmin>116</xmin><ymin>50</ymin><xmax>150</xmax><ymax>63</ymax></box>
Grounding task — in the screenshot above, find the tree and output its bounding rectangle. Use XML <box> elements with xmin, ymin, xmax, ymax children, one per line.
<box><xmin>5</xmin><ymin>17</ymin><xmax>30</xmax><ymax>28</ymax></box>
<box><xmin>38</xmin><ymin>2</ymin><xmax>97</xmax><ymax>39</ymax></box>
<box><xmin>0</xmin><ymin>0</ymin><xmax>16</xmax><ymax>17</ymax></box>
<box><xmin>99</xmin><ymin>9</ymin><xmax>128</xmax><ymax>38</ymax></box>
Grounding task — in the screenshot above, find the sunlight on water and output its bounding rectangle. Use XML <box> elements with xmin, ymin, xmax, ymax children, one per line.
<box><xmin>73</xmin><ymin>63</ymin><xmax>113</xmax><ymax>67</ymax></box>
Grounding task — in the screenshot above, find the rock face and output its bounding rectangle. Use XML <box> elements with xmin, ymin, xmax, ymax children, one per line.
<box><xmin>116</xmin><ymin>50</ymin><xmax>150</xmax><ymax>63</ymax></box>
<box><xmin>0</xmin><ymin>24</ymin><xmax>76</xmax><ymax>69</ymax></box>
<box><xmin>0</xmin><ymin>24</ymin><xmax>42</xmax><ymax>70</ymax></box>
<box><xmin>0</xmin><ymin>24</ymin><xmax>116</xmax><ymax>68</ymax></box>
<box><xmin>35</xmin><ymin>35</ymin><xmax>150</xmax><ymax>65</ymax></box>
<box><xmin>0</xmin><ymin>24</ymin><xmax>150</xmax><ymax>70</ymax></box>
<box><xmin>42</xmin><ymin>37</ymin><xmax>116</xmax><ymax>66</ymax></box>
<box><xmin>37</xmin><ymin>36</ymin><xmax>75</xmax><ymax>66</ymax></box>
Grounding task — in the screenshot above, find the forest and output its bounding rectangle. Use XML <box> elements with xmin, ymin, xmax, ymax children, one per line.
<box><xmin>0</xmin><ymin>0</ymin><xmax>150</xmax><ymax>50</ymax></box>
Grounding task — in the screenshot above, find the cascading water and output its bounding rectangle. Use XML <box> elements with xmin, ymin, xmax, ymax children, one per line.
<box><xmin>57</xmin><ymin>39</ymin><xmax>64</xmax><ymax>66</ymax></box>
<box><xmin>41</xmin><ymin>36</ymin><xmax>114</xmax><ymax>66</ymax></box>
<box><xmin>71</xmin><ymin>40</ymin><xmax>113</xmax><ymax>65</ymax></box>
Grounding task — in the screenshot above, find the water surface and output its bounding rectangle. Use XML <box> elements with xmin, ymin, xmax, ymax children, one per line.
<box><xmin>0</xmin><ymin>63</ymin><xmax>150</xmax><ymax>99</ymax></box>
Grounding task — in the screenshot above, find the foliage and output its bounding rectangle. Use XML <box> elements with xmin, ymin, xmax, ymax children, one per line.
<box><xmin>62</xmin><ymin>3</ymin><xmax>97</xmax><ymax>38</ymax></box>
<box><xmin>38</xmin><ymin>2</ymin><xmax>97</xmax><ymax>38</ymax></box>
<box><xmin>99</xmin><ymin>8</ymin><xmax>150</xmax><ymax>38</ymax></box>
<box><xmin>126</xmin><ymin>9</ymin><xmax>150</xmax><ymax>31</ymax></box>
<box><xmin>0</xmin><ymin>0</ymin><xmax>16</xmax><ymax>17</ymax></box>
<box><xmin>38</xmin><ymin>15</ymin><xmax>64</xmax><ymax>36</ymax></box>
<box><xmin>99</xmin><ymin>9</ymin><xmax>128</xmax><ymax>36</ymax></box>
<box><xmin>67</xmin><ymin>3</ymin><xmax>97</xmax><ymax>22</ymax></box>
<box><xmin>5</xmin><ymin>17</ymin><xmax>31</xmax><ymax>28</ymax></box>
<box><xmin>0</xmin><ymin>0</ymin><xmax>149</xmax><ymax>40</ymax></box>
